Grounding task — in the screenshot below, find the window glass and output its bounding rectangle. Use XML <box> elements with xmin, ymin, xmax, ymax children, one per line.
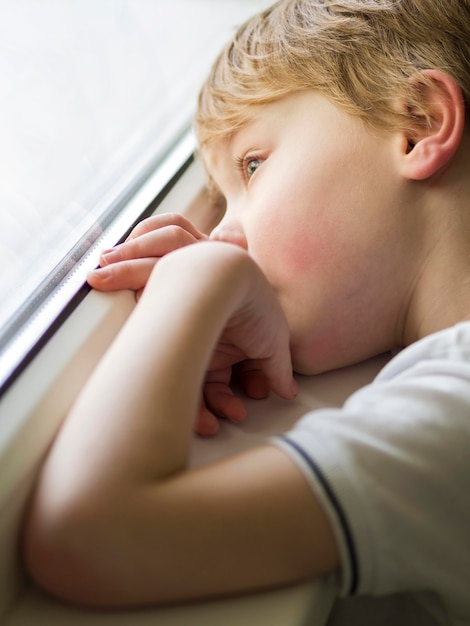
<box><xmin>0</xmin><ymin>0</ymin><xmax>271</xmax><ymax>388</ymax></box>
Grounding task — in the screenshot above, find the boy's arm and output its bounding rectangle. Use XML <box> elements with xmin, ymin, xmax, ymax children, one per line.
<box><xmin>89</xmin><ymin>213</ymin><xmax>272</xmax><ymax>435</ymax></box>
<box><xmin>23</xmin><ymin>242</ymin><xmax>339</xmax><ymax>608</ymax></box>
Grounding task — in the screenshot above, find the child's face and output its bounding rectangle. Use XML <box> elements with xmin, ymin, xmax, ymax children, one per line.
<box><xmin>203</xmin><ymin>90</ymin><xmax>418</xmax><ymax>373</ymax></box>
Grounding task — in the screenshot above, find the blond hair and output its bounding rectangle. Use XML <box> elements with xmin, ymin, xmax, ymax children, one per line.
<box><xmin>195</xmin><ymin>0</ymin><xmax>470</xmax><ymax>149</ymax></box>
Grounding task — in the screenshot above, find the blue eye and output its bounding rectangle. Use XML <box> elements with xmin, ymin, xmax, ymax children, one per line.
<box><xmin>235</xmin><ymin>154</ymin><xmax>263</xmax><ymax>182</ymax></box>
<box><xmin>245</xmin><ymin>157</ymin><xmax>261</xmax><ymax>178</ymax></box>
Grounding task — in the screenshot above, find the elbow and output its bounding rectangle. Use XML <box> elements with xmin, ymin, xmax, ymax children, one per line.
<box><xmin>22</xmin><ymin>492</ymin><xmax>126</xmax><ymax>608</ymax></box>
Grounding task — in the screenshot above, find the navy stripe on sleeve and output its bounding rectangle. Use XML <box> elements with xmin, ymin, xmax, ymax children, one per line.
<box><xmin>279</xmin><ymin>435</ymin><xmax>359</xmax><ymax>595</ymax></box>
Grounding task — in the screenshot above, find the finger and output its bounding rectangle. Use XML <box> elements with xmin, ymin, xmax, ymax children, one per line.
<box><xmin>87</xmin><ymin>257</ymin><xmax>158</xmax><ymax>292</ymax></box>
<box><xmin>194</xmin><ymin>404</ymin><xmax>220</xmax><ymax>437</ymax></box>
<box><xmin>127</xmin><ymin>213</ymin><xmax>207</xmax><ymax>242</ymax></box>
<box><xmin>100</xmin><ymin>226</ymin><xmax>201</xmax><ymax>267</ymax></box>
<box><xmin>258</xmin><ymin>354</ymin><xmax>299</xmax><ymax>401</ymax></box>
<box><xmin>204</xmin><ymin>382</ymin><xmax>247</xmax><ymax>423</ymax></box>
<box><xmin>236</xmin><ymin>362</ymin><xmax>271</xmax><ymax>399</ymax></box>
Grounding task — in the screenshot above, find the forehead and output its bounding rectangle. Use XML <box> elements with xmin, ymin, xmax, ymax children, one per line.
<box><xmin>200</xmin><ymin>94</ymin><xmax>303</xmax><ymax>174</ymax></box>
<box><xmin>201</xmin><ymin>106</ymin><xmax>264</xmax><ymax>162</ymax></box>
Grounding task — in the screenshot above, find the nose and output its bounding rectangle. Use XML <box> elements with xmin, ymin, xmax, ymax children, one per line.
<box><xmin>210</xmin><ymin>217</ymin><xmax>248</xmax><ymax>250</ymax></box>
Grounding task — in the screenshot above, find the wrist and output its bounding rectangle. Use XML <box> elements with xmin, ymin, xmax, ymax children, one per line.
<box><xmin>144</xmin><ymin>241</ymin><xmax>260</xmax><ymax>315</ymax></box>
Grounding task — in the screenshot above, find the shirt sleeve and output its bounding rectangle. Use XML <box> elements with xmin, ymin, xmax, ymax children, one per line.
<box><xmin>272</xmin><ymin>324</ymin><xmax>470</xmax><ymax>619</ymax></box>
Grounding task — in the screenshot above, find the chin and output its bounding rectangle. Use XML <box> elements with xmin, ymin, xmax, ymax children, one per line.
<box><xmin>291</xmin><ymin>339</ymin><xmax>384</xmax><ymax>376</ymax></box>
<box><xmin>291</xmin><ymin>351</ymin><xmax>335</xmax><ymax>376</ymax></box>
<box><xmin>292</xmin><ymin>359</ymin><xmax>338</xmax><ymax>376</ymax></box>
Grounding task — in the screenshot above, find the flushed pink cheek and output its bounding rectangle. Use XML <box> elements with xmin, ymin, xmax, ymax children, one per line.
<box><xmin>253</xmin><ymin>224</ymin><xmax>333</xmax><ymax>280</ymax></box>
<box><xmin>286</xmin><ymin>230</ymin><xmax>330</xmax><ymax>273</ymax></box>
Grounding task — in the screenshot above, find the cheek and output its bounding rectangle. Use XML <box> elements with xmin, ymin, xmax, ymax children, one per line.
<box><xmin>281</xmin><ymin>228</ymin><xmax>331</xmax><ymax>273</ymax></box>
<box><xmin>249</xmin><ymin>216</ymin><xmax>335</xmax><ymax>281</ymax></box>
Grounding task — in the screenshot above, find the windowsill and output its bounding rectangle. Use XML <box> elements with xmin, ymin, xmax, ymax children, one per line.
<box><xmin>5</xmin><ymin>577</ymin><xmax>336</xmax><ymax>626</ymax></box>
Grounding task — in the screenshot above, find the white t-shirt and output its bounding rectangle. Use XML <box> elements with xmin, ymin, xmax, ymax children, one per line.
<box><xmin>273</xmin><ymin>322</ymin><xmax>470</xmax><ymax>626</ymax></box>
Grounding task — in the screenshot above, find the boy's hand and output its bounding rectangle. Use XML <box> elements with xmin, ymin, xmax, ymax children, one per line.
<box><xmin>197</xmin><ymin>362</ymin><xmax>272</xmax><ymax>436</ymax></box>
<box><xmin>90</xmin><ymin>222</ymin><xmax>289</xmax><ymax>436</ymax></box>
<box><xmin>88</xmin><ymin>213</ymin><xmax>208</xmax><ymax>295</ymax></box>
<box><xmin>88</xmin><ymin>214</ymin><xmax>277</xmax><ymax>434</ymax></box>
<box><xmin>173</xmin><ymin>243</ymin><xmax>297</xmax><ymax>436</ymax></box>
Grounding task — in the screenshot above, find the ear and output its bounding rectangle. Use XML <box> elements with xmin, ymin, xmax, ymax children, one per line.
<box><xmin>400</xmin><ymin>69</ymin><xmax>465</xmax><ymax>181</ymax></box>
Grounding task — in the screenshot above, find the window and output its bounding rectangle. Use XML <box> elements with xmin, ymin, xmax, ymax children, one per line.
<box><xmin>0</xmin><ymin>0</ymin><xmax>271</xmax><ymax>391</ymax></box>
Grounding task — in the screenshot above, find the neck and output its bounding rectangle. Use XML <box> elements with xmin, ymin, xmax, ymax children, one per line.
<box><xmin>401</xmin><ymin>186</ymin><xmax>470</xmax><ymax>344</ymax></box>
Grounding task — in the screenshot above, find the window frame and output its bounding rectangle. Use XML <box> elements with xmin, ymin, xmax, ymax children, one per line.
<box><xmin>0</xmin><ymin>130</ymin><xmax>195</xmax><ymax>396</ymax></box>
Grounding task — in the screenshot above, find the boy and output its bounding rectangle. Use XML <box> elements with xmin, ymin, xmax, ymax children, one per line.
<box><xmin>23</xmin><ymin>1</ymin><xmax>470</xmax><ymax>624</ymax></box>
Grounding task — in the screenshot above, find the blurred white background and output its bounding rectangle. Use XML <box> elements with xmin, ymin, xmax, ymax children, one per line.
<box><xmin>0</xmin><ymin>0</ymin><xmax>271</xmax><ymax>336</ymax></box>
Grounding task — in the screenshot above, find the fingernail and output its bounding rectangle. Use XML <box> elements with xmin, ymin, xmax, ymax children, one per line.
<box><xmin>291</xmin><ymin>378</ymin><xmax>299</xmax><ymax>397</ymax></box>
<box><xmin>88</xmin><ymin>266</ymin><xmax>111</xmax><ymax>281</ymax></box>
<box><xmin>100</xmin><ymin>247</ymin><xmax>121</xmax><ymax>265</ymax></box>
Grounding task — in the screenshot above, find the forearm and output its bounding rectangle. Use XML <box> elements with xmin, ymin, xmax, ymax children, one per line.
<box><xmin>41</xmin><ymin>242</ymin><xmax>255</xmax><ymax>491</ymax></box>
